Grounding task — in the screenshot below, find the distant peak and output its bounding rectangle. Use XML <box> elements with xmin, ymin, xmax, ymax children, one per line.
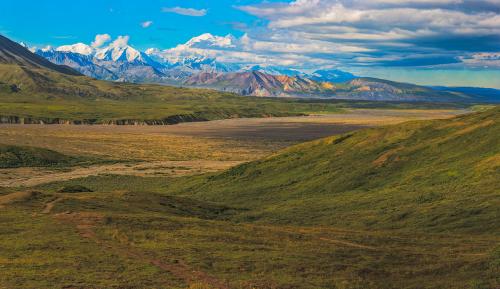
<box><xmin>41</xmin><ymin>45</ymin><xmax>54</xmax><ymax>52</ymax></box>
<box><xmin>190</xmin><ymin>33</ymin><xmax>215</xmax><ymax>42</ymax></box>
<box><xmin>145</xmin><ymin>48</ymin><xmax>159</xmax><ymax>55</ymax></box>
<box><xmin>95</xmin><ymin>44</ymin><xmax>142</xmax><ymax>62</ymax></box>
<box><xmin>56</xmin><ymin>43</ymin><xmax>93</xmax><ymax>56</ymax></box>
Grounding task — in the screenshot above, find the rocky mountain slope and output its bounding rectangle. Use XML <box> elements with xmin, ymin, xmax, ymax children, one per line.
<box><xmin>336</xmin><ymin>77</ymin><xmax>464</xmax><ymax>102</ymax></box>
<box><xmin>0</xmin><ymin>35</ymin><xmax>80</xmax><ymax>76</ymax></box>
<box><xmin>36</xmin><ymin>48</ymin><xmax>117</xmax><ymax>80</ymax></box>
<box><xmin>184</xmin><ymin>73</ymin><xmax>486</xmax><ymax>102</ymax></box>
<box><xmin>184</xmin><ymin>71</ymin><xmax>335</xmax><ymax>97</ymax></box>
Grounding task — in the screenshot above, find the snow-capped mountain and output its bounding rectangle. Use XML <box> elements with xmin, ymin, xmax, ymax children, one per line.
<box><xmin>309</xmin><ymin>69</ymin><xmax>357</xmax><ymax>83</ymax></box>
<box><xmin>95</xmin><ymin>45</ymin><xmax>151</xmax><ymax>65</ymax></box>
<box><xmin>145</xmin><ymin>33</ymin><xmax>241</xmax><ymax>75</ymax></box>
<box><xmin>36</xmin><ymin>47</ymin><xmax>117</xmax><ymax>80</ymax></box>
<box><xmin>56</xmin><ymin>43</ymin><xmax>93</xmax><ymax>56</ymax></box>
<box><xmin>31</xmin><ymin>34</ymin><xmax>357</xmax><ymax>89</ymax></box>
<box><xmin>240</xmin><ymin>65</ymin><xmax>303</xmax><ymax>77</ymax></box>
<box><xmin>34</xmin><ymin>40</ymin><xmax>166</xmax><ymax>83</ymax></box>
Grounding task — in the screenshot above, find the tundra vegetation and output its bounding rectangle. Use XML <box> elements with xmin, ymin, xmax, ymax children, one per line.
<box><xmin>0</xmin><ymin>107</ymin><xmax>498</xmax><ymax>289</ymax></box>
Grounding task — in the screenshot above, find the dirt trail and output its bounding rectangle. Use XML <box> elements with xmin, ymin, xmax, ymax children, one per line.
<box><xmin>54</xmin><ymin>212</ymin><xmax>229</xmax><ymax>289</ymax></box>
<box><xmin>260</xmin><ymin>226</ymin><xmax>378</xmax><ymax>251</ymax></box>
<box><xmin>318</xmin><ymin>237</ymin><xmax>377</xmax><ymax>250</ymax></box>
<box><xmin>42</xmin><ymin>197</ymin><xmax>62</xmax><ymax>214</ymax></box>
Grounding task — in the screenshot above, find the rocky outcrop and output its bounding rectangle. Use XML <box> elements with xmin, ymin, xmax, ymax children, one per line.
<box><xmin>0</xmin><ymin>34</ymin><xmax>81</xmax><ymax>76</ymax></box>
<box><xmin>184</xmin><ymin>71</ymin><xmax>336</xmax><ymax>97</ymax></box>
<box><xmin>0</xmin><ymin>114</ymin><xmax>207</xmax><ymax>125</ymax></box>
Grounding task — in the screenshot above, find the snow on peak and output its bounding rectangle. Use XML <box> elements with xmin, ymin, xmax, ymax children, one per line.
<box><xmin>187</xmin><ymin>33</ymin><xmax>215</xmax><ymax>44</ymax></box>
<box><xmin>41</xmin><ymin>45</ymin><xmax>54</xmax><ymax>52</ymax></box>
<box><xmin>95</xmin><ymin>45</ymin><xmax>143</xmax><ymax>62</ymax></box>
<box><xmin>125</xmin><ymin>46</ymin><xmax>141</xmax><ymax>62</ymax></box>
<box><xmin>145</xmin><ymin>48</ymin><xmax>160</xmax><ymax>56</ymax></box>
<box><xmin>146</xmin><ymin>33</ymin><xmax>238</xmax><ymax>65</ymax></box>
<box><xmin>93</xmin><ymin>35</ymin><xmax>144</xmax><ymax>62</ymax></box>
<box><xmin>56</xmin><ymin>43</ymin><xmax>93</xmax><ymax>55</ymax></box>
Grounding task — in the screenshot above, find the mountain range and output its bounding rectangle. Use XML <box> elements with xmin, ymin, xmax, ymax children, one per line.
<box><xmin>0</xmin><ymin>33</ymin><xmax>494</xmax><ymax>102</ymax></box>
<box><xmin>33</xmin><ymin>41</ymin><xmax>350</xmax><ymax>84</ymax></box>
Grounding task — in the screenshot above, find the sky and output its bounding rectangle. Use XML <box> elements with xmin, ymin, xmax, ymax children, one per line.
<box><xmin>1</xmin><ymin>0</ymin><xmax>500</xmax><ymax>88</ymax></box>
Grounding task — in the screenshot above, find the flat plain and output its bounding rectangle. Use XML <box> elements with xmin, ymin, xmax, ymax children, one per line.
<box><xmin>0</xmin><ymin>109</ymin><xmax>462</xmax><ymax>187</ymax></box>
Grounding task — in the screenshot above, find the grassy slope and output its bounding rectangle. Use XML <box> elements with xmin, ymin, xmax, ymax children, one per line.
<box><xmin>167</xmin><ymin>107</ymin><xmax>500</xmax><ymax>234</ymax></box>
<box><xmin>0</xmin><ymin>207</ymin><xmax>185</xmax><ymax>289</ymax></box>
<box><xmin>2</xmin><ymin>188</ymin><xmax>498</xmax><ymax>289</ymax></box>
<box><xmin>0</xmin><ymin>144</ymin><xmax>85</xmax><ymax>168</ymax></box>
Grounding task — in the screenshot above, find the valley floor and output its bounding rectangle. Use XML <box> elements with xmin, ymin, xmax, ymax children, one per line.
<box><xmin>0</xmin><ymin>109</ymin><xmax>463</xmax><ymax>188</ymax></box>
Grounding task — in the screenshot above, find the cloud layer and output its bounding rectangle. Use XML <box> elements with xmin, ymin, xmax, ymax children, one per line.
<box><xmin>232</xmin><ymin>0</ymin><xmax>500</xmax><ymax>68</ymax></box>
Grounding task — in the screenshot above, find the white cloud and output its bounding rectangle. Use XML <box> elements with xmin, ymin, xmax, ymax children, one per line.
<box><xmin>91</xmin><ymin>34</ymin><xmax>111</xmax><ymax>48</ymax></box>
<box><xmin>141</xmin><ymin>21</ymin><xmax>153</xmax><ymax>28</ymax></box>
<box><xmin>110</xmin><ymin>35</ymin><xmax>130</xmax><ymax>48</ymax></box>
<box><xmin>239</xmin><ymin>32</ymin><xmax>371</xmax><ymax>54</ymax></box>
<box><xmin>461</xmin><ymin>52</ymin><xmax>500</xmax><ymax>68</ymax></box>
<box><xmin>162</xmin><ymin>7</ymin><xmax>207</xmax><ymax>17</ymax></box>
<box><xmin>235</xmin><ymin>0</ymin><xmax>500</xmax><ymax>68</ymax></box>
<box><xmin>146</xmin><ymin>33</ymin><xmax>338</xmax><ymax>69</ymax></box>
<box><xmin>244</xmin><ymin>2</ymin><xmax>498</xmax><ymax>33</ymax></box>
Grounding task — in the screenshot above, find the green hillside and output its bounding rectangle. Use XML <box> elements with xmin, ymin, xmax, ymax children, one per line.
<box><xmin>3</xmin><ymin>187</ymin><xmax>497</xmax><ymax>289</ymax></box>
<box><xmin>168</xmin><ymin>106</ymin><xmax>500</xmax><ymax>234</ymax></box>
<box><xmin>0</xmin><ymin>144</ymin><xmax>82</xmax><ymax>168</ymax></box>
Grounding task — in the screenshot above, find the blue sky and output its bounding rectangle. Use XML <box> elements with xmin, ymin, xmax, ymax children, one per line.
<box><xmin>0</xmin><ymin>0</ymin><xmax>268</xmax><ymax>49</ymax></box>
<box><xmin>1</xmin><ymin>0</ymin><xmax>500</xmax><ymax>88</ymax></box>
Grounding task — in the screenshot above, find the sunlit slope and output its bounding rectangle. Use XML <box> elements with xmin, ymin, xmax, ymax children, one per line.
<box><xmin>170</xmin><ymin>107</ymin><xmax>500</xmax><ymax>233</ymax></box>
<box><xmin>0</xmin><ymin>63</ymin><xmax>237</xmax><ymax>100</ymax></box>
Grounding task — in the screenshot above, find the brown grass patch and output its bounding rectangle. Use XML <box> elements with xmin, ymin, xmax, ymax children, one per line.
<box><xmin>451</xmin><ymin>120</ymin><xmax>495</xmax><ymax>137</ymax></box>
<box><xmin>372</xmin><ymin>147</ymin><xmax>403</xmax><ymax>168</ymax></box>
<box><xmin>0</xmin><ymin>191</ymin><xmax>34</xmax><ymax>208</ymax></box>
